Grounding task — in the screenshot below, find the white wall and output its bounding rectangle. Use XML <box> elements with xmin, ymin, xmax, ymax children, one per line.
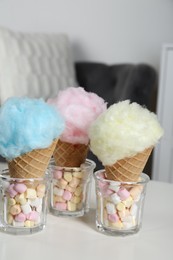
<box><xmin>0</xmin><ymin>0</ymin><xmax>173</xmax><ymax>71</ymax></box>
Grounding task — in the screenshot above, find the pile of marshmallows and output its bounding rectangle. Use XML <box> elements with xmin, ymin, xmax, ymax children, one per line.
<box><xmin>97</xmin><ymin>174</ymin><xmax>143</xmax><ymax>230</ymax></box>
<box><xmin>5</xmin><ymin>182</ymin><xmax>46</xmax><ymax>227</ymax></box>
<box><xmin>52</xmin><ymin>167</ymin><xmax>87</xmax><ymax>212</ymax></box>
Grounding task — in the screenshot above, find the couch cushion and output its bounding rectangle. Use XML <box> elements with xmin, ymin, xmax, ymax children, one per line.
<box><xmin>0</xmin><ymin>27</ymin><xmax>77</xmax><ymax>104</ymax></box>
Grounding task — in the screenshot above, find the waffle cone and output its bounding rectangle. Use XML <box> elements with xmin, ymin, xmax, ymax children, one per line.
<box><xmin>105</xmin><ymin>147</ymin><xmax>153</xmax><ymax>182</ymax></box>
<box><xmin>53</xmin><ymin>140</ymin><xmax>89</xmax><ymax>167</ymax></box>
<box><xmin>8</xmin><ymin>139</ymin><xmax>57</xmax><ymax>179</ymax></box>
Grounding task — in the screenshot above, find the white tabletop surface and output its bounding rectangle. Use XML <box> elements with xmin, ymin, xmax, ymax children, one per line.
<box><xmin>0</xmin><ymin>162</ymin><xmax>173</xmax><ymax>260</ymax></box>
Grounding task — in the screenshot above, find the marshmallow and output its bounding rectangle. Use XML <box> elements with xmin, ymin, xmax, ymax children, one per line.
<box><xmin>106</xmin><ymin>202</ymin><xmax>116</xmax><ymax>214</ymax></box>
<box><xmin>116</xmin><ymin>202</ymin><xmax>126</xmax><ymax>212</ymax></box>
<box><xmin>53</xmin><ymin>187</ymin><xmax>64</xmax><ymax>196</ymax></box>
<box><xmin>55</xmin><ymin>202</ymin><xmax>67</xmax><ymax>211</ymax></box>
<box><xmin>53</xmin><ymin>170</ymin><xmax>63</xmax><ymax>180</ymax></box>
<box><xmin>54</xmin><ymin>195</ymin><xmax>66</xmax><ymax>203</ymax></box>
<box><xmin>37</xmin><ymin>184</ymin><xmax>46</xmax><ymax>194</ymax></box>
<box><xmin>15</xmin><ymin>193</ymin><xmax>27</xmax><ymax>205</ymax></box>
<box><xmin>27</xmin><ymin>211</ymin><xmax>39</xmax><ymax>221</ymax></box>
<box><xmin>28</xmin><ymin>197</ymin><xmax>42</xmax><ymax>207</ymax></box>
<box><xmin>69</xmin><ymin>177</ymin><xmax>80</xmax><ymax>188</ymax></box>
<box><xmin>8</xmin><ymin>198</ymin><xmax>16</xmax><ymax>206</ymax></box>
<box><xmin>117</xmin><ymin>188</ymin><xmax>130</xmax><ymax>200</ymax></box>
<box><xmin>10</xmin><ymin>205</ymin><xmax>21</xmax><ymax>215</ymax></box>
<box><xmin>58</xmin><ymin>179</ymin><xmax>68</xmax><ymax>189</ymax></box>
<box><xmin>65</xmin><ymin>185</ymin><xmax>76</xmax><ymax>192</ymax></box>
<box><xmin>21</xmin><ymin>202</ymin><xmax>32</xmax><ymax>214</ymax></box>
<box><xmin>25</xmin><ymin>188</ymin><xmax>37</xmax><ymax>199</ymax></box>
<box><xmin>108</xmin><ymin>213</ymin><xmax>119</xmax><ymax>223</ymax></box>
<box><xmin>7</xmin><ymin>184</ymin><xmax>18</xmax><ymax>198</ymax></box>
<box><xmin>63</xmin><ymin>190</ymin><xmax>72</xmax><ymax>201</ymax></box>
<box><xmin>110</xmin><ymin>193</ymin><xmax>121</xmax><ymax>205</ymax></box>
<box><xmin>109</xmin><ymin>183</ymin><xmax>120</xmax><ymax>193</ymax></box>
<box><xmin>73</xmin><ymin>171</ymin><xmax>83</xmax><ymax>179</ymax></box>
<box><xmin>109</xmin><ymin>220</ymin><xmax>123</xmax><ymax>229</ymax></box>
<box><xmin>122</xmin><ymin>196</ymin><xmax>134</xmax><ymax>208</ymax></box>
<box><xmin>71</xmin><ymin>196</ymin><xmax>81</xmax><ymax>204</ymax></box>
<box><xmin>14</xmin><ymin>183</ymin><xmax>27</xmax><ymax>193</ymax></box>
<box><xmin>74</xmin><ymin>186</ymin><xmax>82</xmax><ymax>196</ymax></box>
<box><xmin>64</xmin><ymin>172</ymin><xmax>73</xmax><ymax>182</ymax></box>
<box><xmin>67</xmin><ymin>201</ymin><xmax>76</xmax><ymax>211</ymax></box>
<box><xmin>13</xmin><ymin>220</ymin><xmax>25</xmax><ymax>227</ymax></box>
<box><xmin>15</xmin><ymin>212</ymin><xmax>26</xmax><ymax>222</ymax></box>
<box><xmin>24</xmin><ymin>220</ymin><xmax>35</xmax><ymax>228</ymax></box>
<box><xmin>7</xmin><ymin>213</ymin><xmax>13</xmax><ymax>224</ymax></box>
<box><xmin>129</xmin><ymin>185</ymin><xmax>143</xmax><ymax>200</ymax></box>
<box><xmin>130</xmin><ymin>203</ymin><xmax>138</xmax><ymax>217</ymax></box>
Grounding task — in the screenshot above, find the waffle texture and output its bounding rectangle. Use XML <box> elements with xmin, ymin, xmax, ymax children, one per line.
<box><xmin>53</xmin><ymin>140</ymin><xmax>89</xmax><ymax>167</ymax></box>
<box><xmin>105</xmin><ymin>147</ymin><xmax>153</xmax><ymax>182</ymax></box>
<box><xmin>8</xmin><ymin>140</ymin><xmax>57</xmax><ymax>179</ymax></box>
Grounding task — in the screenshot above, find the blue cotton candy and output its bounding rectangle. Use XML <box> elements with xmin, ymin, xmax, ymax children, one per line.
<box><xmin>0</xmin><ymin>97</ymin><xmax>65</xmax><ymax>160</ymax></box>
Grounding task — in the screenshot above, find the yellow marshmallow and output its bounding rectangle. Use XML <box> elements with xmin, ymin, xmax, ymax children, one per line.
<box><xmin>71</xmin><ymin>196</ymin><xmax>81</xmax><ymax>204</ymax></box>
<box><xmin>64</xmin><ymin>172</ymin><xmax>73</xmax><ymax>182</ymax></box>
<box><xmin>116</xmin><ymin>202</ymin><xmax>125</xmax><ymax>211</ymax></box>
<box><xmin>69</xmin><ymin>177</ymin><xmax>80</xmax><ymax>188</ymax></box>
<box><xmin>73</xmin><ymin>171</ymin><xmax>83</xmax><ymax>179</ymax></box>
<box><xmin>8</xmin><ymin>198</ymin><xmax>16</xmax><ymax>206</ymax></box>
<box><xmin>58</xmin><ymin>179</ymin><xmax>68</xmax><ymax>189</ymax></box>
<box><xmin>24</xmin><ymin>220</ymin><xmax>35</xmax><ymax>228</ymax></box>
<box><xmin>67</xmin><ymin>201</ymin><xmax>76</xmax><ymax>211</ymax></box>
<box><xmin>122</xmin><ymin>196</ymin><xmax>134</xmax><ymax>208</ymax></box>
<box><xmin>74</xmin><ymin>186</ymin><xmax>82</xmax><ymax>196</ymax></box>
<box><xmin>25</xmin><ymin>188</ymin><xmax>37</xmax><ymax>199</ymax></box>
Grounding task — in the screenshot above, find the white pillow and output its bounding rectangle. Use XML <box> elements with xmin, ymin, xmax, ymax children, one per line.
<box><xmin>0</xmin><ymin>27</ymin><xmax>77</xmax><ymax>104</ymax></box>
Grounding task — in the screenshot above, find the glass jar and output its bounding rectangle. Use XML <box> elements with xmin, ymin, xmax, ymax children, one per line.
<box><xmin>0</xmin><ymin>169</ymin><xmax>49</xmax><ymax>235</ymax></box>
<box><xmin>49</xmin><ymin>159</ymin><xmax>96</xmax><ymax>217</ymax></box>
<box><xmin>94</xmin><ymin>170</ymin><xmax>150</xmax><ymax>236</ymax></box>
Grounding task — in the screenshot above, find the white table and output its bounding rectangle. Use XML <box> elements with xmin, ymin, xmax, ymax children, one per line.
<box><xmin>0</xmin><ymin>165</ymin><xmax>173</xmax><ymax>260</ymax></box>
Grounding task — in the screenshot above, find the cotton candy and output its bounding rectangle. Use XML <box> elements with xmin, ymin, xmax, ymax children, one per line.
<box><xmin>89</xmin><ymin>100</ymin><xmax>164</xmax><ymax>166</ymax></box>
<box><xmin>47</xmin><ymin>87</ymin><xmax>107</xmax><ymax>144</ymax></box>
<box><xmin>0</xmin><ymin>97</ymin><xmax>65</xmax><ymax>160</ymax></box>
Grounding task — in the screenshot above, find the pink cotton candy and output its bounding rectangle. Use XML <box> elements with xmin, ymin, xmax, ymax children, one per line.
<box><xmin>47</xmin><ymin>87</ymin><xmax>107</xmax><ymax>144</ymax></box>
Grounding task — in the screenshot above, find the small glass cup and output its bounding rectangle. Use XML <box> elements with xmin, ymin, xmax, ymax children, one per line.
<box><xmin>0</xmin><ymin>169</ymin><xmax>49</xmax><ymax>235</ymax></box>
<box><xmin>94</xmin><ymin>170</ymin><xmax>150</xmax><ymax>236</ymax></box>
<box><xmin>49</xmin><ymin>159</ymin><xmax>96</xmax><ymax>217</ymax></box>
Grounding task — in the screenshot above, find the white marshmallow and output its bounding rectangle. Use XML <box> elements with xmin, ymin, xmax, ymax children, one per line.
<box><xmin>28</xmin><ymin>198</ymin><xmax>42</xmax><ymax>207</ymax></box>
<box><xmin>12</xmin><ymin>220</ymin><xmax>24</xmax><ymax>227</ymax></box>
<box><xmin>106</xmin><ymin>202</ymin><xmax>116</xmax><ymax>214</ymax></box>
<box><xmin>130</xmin><ymin>203</ymin><xmax>138</xmax><ymax>217</ymax></box>
<box><xmin>110</xmin><ymin>193</ymin><xmax>121</xmax><ymax>205</ymax></box>
<box><xmin>21</xmin><ymin>202</ymin><xmax>32</xmax><ymax>214</ymax></box>
<box><xmin>108</xmin><ymin>183</ymin><xmax>120</xmax><ymax>192</ymax></box>
<box><xmin>53</xmin><ymin>187</ymin><xmax>64</xmax><ymax>196</ymax></box>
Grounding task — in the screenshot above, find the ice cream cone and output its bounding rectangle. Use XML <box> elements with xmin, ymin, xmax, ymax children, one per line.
<box><xmin>8</xmin><ymin>139</ymin><xmax>58</xmax><ymax>179</ymax></box>
<box><xmin>105</xmin><ymin>147</ymin><xmax>153</xmax><ymax>182</ymax></box>
<box><xmin>53</xmin><ymin>140</ymin><xmax>89</xmax><ymax>167</ymax></box>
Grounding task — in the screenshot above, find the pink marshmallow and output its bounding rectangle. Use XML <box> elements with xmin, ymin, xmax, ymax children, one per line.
<box><xmin>53</xmin><ymin>170</ymin><xmax>63</xmax><ymax>180</ymax></box>
<box><xmin>14</xmin><ymin>183</ymin><xmax>27</xmax><ymax>193</ymax></box>
<box><xmin>27</xmin><ymin>211</ymin><xmax>39</xmax><ymax>221</ymax></box>
<box><xmin>15</xmin><ymin>212</ymin><xmax>26</xmax><ymax>222</ymax></box>
<box><xmin>55</xmin><ymin>202</ymin><xmax>67</xmax><ymax>211</ymax></box>
<box><xmin>101</xmin><ymin>186</ymin><xmax>114</xmax><ymax>197</ymax></box>
<box><xmin>7</xmin><ymin>184</ymin><xmax>18</xmax><ymax>198</ymax></box>
<box><xmin>63</xmin><ymin>190</ymin><xmax>72</xmax><ymax>201</ymax></box>
<box><xmin>108</xmin><ymin>213</ymin><xmax>119</xmax><ymax>223</ymax></box>
<box><xmin>117</xmin><ymin>188</ymin><xmax>130</xmax><ymax>200</ymax></box>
